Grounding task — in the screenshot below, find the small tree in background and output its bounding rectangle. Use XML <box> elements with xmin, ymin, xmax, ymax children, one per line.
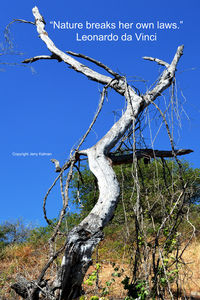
<box><xmin>0</xmin><ymin>219</ymin><xmax>32</xmax><ymax>249</ymax></box>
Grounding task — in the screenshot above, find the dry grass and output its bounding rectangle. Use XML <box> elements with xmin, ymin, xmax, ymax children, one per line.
<box><xmin>0</xmin><ymin>242</ymin><xmax>49</xmax><ymax>299</ymax></box>
<box><xmin>0</xmin><ymin>239</ymin><xmax>200</xmax><ymax>299</ymax></box>
<box><xmin>180</xmin><ymin>241</ymin><xmax>200</xmax><ymax>296</ymax></box>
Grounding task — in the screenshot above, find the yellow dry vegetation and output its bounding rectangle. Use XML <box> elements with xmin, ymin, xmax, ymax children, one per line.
<box><xmin>0</xmin><ymin>240</ymin><xmax>200</xmax><ymax>299</ymax></box>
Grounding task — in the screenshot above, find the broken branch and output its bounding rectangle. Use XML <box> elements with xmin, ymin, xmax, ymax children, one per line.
<box><xmin>109</xmin><ymin>149</ymin><xmax>193</xmax><ymax>165</ymax></box>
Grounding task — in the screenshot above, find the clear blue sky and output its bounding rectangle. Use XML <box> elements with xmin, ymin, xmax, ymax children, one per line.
<box><xmin>0</xmin><ymin>0</ymin><xmax>200</xmax><ymax>226</ymax></box>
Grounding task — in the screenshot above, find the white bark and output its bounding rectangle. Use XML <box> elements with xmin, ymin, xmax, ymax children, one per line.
<box><xmin>11</xmin><ymin>6</ymin><xmax>185</xmax><ymax>300</ymax></box>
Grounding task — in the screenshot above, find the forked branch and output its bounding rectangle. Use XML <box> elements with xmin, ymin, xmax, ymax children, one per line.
<box><xmin>10</xmin><ymin>6</ymin><xmax>189</xmax><ymax>300</ymax></box>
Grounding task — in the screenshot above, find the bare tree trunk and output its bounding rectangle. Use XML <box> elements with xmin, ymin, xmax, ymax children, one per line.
<box><xmin>59</xmin><ymin>107</ymin><xmax>136</xmax><ymax>299</ymax></box>
<box><xmin>10</xmin><ymin>6</ymin><xmax>185</xmax><ymax>300</ymax></box>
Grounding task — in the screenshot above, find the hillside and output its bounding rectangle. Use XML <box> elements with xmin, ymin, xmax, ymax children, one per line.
<box><xmin>1</xmin><ymin>160</ymin><xmax>200</xmax><ymax>299</ymax></box>
<box><xmin>0</xmin><ymin>223</ymin><xmax>200</xmax><ymax>300</ymax></box>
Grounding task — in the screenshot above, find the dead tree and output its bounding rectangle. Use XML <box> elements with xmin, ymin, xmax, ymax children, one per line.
<box><xmin>10</xmin><ymin>6</ymin><xmax>193</xmax><ymax>300</ymax></box>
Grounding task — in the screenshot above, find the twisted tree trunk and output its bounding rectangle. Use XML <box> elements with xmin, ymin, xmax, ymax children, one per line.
<box><xmin>59</xmin><ymin>98</ymin><xmax>139</xmax><ymax>299</ymax></box>
<box><xmin>10</xmin><ymin>6</ymin><xmax>185</xmax><ymax>300</ymax></box>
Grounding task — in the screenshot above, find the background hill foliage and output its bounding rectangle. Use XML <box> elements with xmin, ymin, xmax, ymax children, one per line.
<box><xmin>1</xmin><ymin>159</ymin><xmax>200</xmax><ymax>299</ymax></box>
